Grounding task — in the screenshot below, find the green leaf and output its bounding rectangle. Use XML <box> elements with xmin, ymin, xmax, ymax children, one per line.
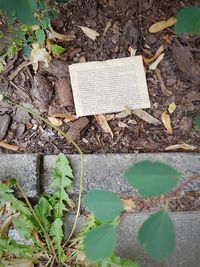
<box><xmin>23</xmin><ymin>45</ymin><xmax>31</xmax><ymax>58</ymax></box>
<box><xmin>194</xmin><ymin>114</ymin><xmax>200</xmax><ymax>129</ymax></box>
<box><xmin>49</xmin><ymin>153</ymin><xmax>73</xmax><ymax>219</ymax></box>
<box><xmin>50</xmin><ymin>218</ymin><xmax>67</xmax><ymax>263</ymax></box>
<box><xmin>138</xmin><ymin>210</ymin><xmax>175</xmax><ymax>261</ymax></box>
<box><xmin>175</xmin><ymin>6</ymin><xmax>200</xmax><ymax>34</ymax></box>
<box><xmin>34</xmin><ymin>197</ymin><xmax>52</xmax><ymax>231</ymax></box>
<box><xmin>0</xmin><ymin>239</ymin><xmax>34</xmax><ymax>258</ymax></box>
<box><xmin>35</xmin><ymin>28</ymin><xmax>45</xmax><ymax>44</ymax></box>
<box><xmin>83</xmin><ymin>190</ymin><xmax>124</xmax><ymax>222</ymax></box>
<box><xmin>84</xmin><ymin>224</ymin><xmax>117</xmax><ymax>261</ymax></box>
<box><xmin>125</xmin><ymin>161</ymin><xmax>181</xmax><ymax>197</ymax></box>
<box><xmin>0</xmin><ymin>182</ymin><xmax>31</xmax><ymax>216</ymax></box>
<box><xmin>51</xmin><ymin>44</ymin><xmax>65</xmax><ymax>57</ymax></box>
<box><xmin>12</xmin><ymin>214</ymin><xmax>34</xmax><ymax>239</ymax></box>
<box><xmin>40</xmin><ymin>12</ymin><xmax>50</xmax><ymax>29</ymax></box>
<box><xmin>95</xmin><ymin>256</ymin><xmax>140</xmax><ymax>267</ymax></box>
<box><xmin>0</xmin><ymin>62</ymin><xmax>5</xmax><ymax>74</ymax></box>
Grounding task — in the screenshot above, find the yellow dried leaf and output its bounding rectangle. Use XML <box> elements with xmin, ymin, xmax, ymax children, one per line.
<box><xmin>143</xmin><ymin>45</ymin><xmax>164</xmax><ymax>64</ymax></box>
<box><xmin>118</xmin><ymin>122</ymin><xmax>128</xmax><ymax>128</ymax></box>
<box><xmin>48</xmin><ymin>117</ymin><xmax>63</xmax><ymax>126</ymax></box>
<box><xmin>132</xmin><ymin>109</ymin><xmax>161</xmax><ymax>125</ymax></box>
<box><xmin>30</xmin><ymin>43</ymin><xmax>51</xmax><ymax>72</ymax></box>
<box><xmin>161</xmin><ymin>111</ymin><xmax>173</xmax><ymax>134</ymax></box>
<box><xmin>116</xmin><ymin>109</ymin><xmax>131</xmax><ymax>118</ymax></box>
<box><xmin>165</xmin><ymin>143</ymin><xmax>197</xmax><ymax>151</ymax></box>
<box><xmin>0</xmin><ymin>141</ymin><xmax>20</xmax><ymax>152</ymax></box>
<box><xmin>49</xmin><ymin>25</ymin><xmax>75</xmax><ymax>41</ymax></box>
<box><xmin>95</xmin><ymin>114</ymin><xmax>113</xmax><ymax>138</ymax></box>
<box><xmin>79</xmin><ymin>56</ymin><xmax>86</xmax><ymax>63</ymax></box>
<box><xmin>77</xmin><ymin>26</ymin><xmax>99</xmax><ymax>41</ymax></box>
<box><xmin>105</xmin><ymin>114</ymin><xmax>115</xmax><ymax>121</ymax></box>
<box><xmin>128</xmin><ymin>46</ymin><xmax>137</xmax><ymax>57</ymax></box>
<box><xmin>168</xmin><ymin>102</ymin><xmax>177</xmax><ymax>114</ymax></box>
<box><xmin>104</xmin><ymin>20</ymin><xmax>112</xmax><ymax>34</ymax></box>
<box><xmin>63</xmin><ymin>114</ymin><xmax>78</xmax><ymax>123</ymax></box>
<box><xmin>149</xmin><ymin>17</ymin><xmax>177</xmax><ymax>33</ymax></box>
<box><xmin>149</xmin><ymin>53</ymin><xmax>164</xmax><ymax>70</ymax></box>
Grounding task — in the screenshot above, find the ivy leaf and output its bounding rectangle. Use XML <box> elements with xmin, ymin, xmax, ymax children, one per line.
<box><xmin>125</xmin><ymin>161</ymin><xmax>181</xmax><ymax>197</ymax></box>
<box><xmin>84</xmin><ymin>224</ymin><xmax>117</xmax><ymax>261</ymax></box>
<box><xmin>23</xmin><ymin>45</ymin><xmax>31</xmax><ymax>58</ymax></box>
<box><xmin>138</xmin><ymin>210</ymin><xmax>175</xmax><ymax>261</ymax></box>
<box><xmin>34</xmin><ymin>197</ymin><xmax>52</xmax><ymax>231</ymax></box>
<box><xmin>12</xmin><ymin>214</ymin><xmax>34</xmax><ymax>240</ymax></box>
<box><xmin>35</xmin><ymin>28</ymin><xmax>45</xmax><ymax>44</ymax></box>
<box><xmin>50</xmin><ymin>44</ymin><xmax>65</xmax><ymax>57</ymax></box>
<box><xmin>194</xmin><ymin>114</ymin><xmax>200</xmax><ymax>129</ymax></box>
<box><xmin>50</xmin><ymin>218</ymin><xmax>67</xmax><ymax>263</ymax></box>
<box><xmin>175</xmin><ymin>6</ymin><xmax>200</xmax><ymax>34</ymax></box>
<box><xmin>83</xmin><ymin>190</ymin><xmax>124</xmax><ymax>222</ymax></box>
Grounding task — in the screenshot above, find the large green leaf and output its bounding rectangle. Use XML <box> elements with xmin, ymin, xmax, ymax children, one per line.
<box><xmin>35</xmin><ymin>28</ymin><xmax>45</xmax><ymax>44</ymax></box>
<box><xmin>83</xmin><ymin>190</ymin><xmax>124</xmax><ymax>222</ymax></box>
<box><xmin>125</xmin><ymin>161</ymin><xmax>181</xmax><ymax>197</ymax></box>
<box><xmin>194</xmin><ymin>114</ymin><xmax>200</xmax><ymax>129</ymax></box>
<box><xmin>84</xmin><ymin>224</ymin><xmax>117</xmax><ymax>261</ymax></box>
<box><xmin>175</xmin><ymin>6</ymin><xmax>200</xmax><ymax>34</ymax></box>
<box><xmin>34</xmin><ymin>196</ymin><xmax>52</xmax><ymax>231</ymax></box>
<box><xmin>138</xmin><ymin>210</ymin><xmax>175</xmax><ymax>261</ymax></box>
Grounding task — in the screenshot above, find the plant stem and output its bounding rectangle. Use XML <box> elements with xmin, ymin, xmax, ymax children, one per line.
<box><xmin>16</xmin><ymin>182</ymin><xmax>58</xmax><ymax>263</ymax></box>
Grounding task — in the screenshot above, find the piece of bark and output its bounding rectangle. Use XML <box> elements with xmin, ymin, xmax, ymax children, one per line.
<box><xmin>43</xmin><ymin>59</ymin><xmax>69</xmax><ymax>78</ymax></box>
<box><xmin>31</xmin><ymin>74</ymin><xmax>54</xmax><ymax>112</ymax></box>
<box><xmin>66</xmin><ymin>117</ymin><xmax>89</xmax><ymax>141</ymax></box>
<box><xmin>0</xmin><ymin>114</ymin><xmax>11</xmax><ymax>140</ymax></box>
<box><xmin>172</xmin><ymin>40</ymin><xmax>200</xmax><ymax>84</ymax></box>
<box><xmin>57</xmin><ymin>77</ymin><xmax>74</xmax><ymax>107</ymax></box>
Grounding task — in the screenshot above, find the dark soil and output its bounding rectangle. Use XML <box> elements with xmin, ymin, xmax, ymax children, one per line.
<box><xmin>0</xmin><ymin>0</ymin><xmax>199</xmax><ymax>154</ymax></box>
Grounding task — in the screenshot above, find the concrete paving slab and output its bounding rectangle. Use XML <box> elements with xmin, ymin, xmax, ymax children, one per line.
<box><xmin>43</xmin><ymin>153</ymin><xmax>200</xmax><ymax>196</ymax></box>
<box><xmin>116</xmin><ymin>211</ymin><xmax>200</xmax><ymax>267</ymax></box>
<box><xmin>0</xmin><ymin>154</ymin><xmax>40</xmax><ymax>198</ymax></box>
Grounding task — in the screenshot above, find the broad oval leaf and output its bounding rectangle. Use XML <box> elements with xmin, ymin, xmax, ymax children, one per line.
<box><xmin>194</xmin><ymin>114</ymin><xmax>200</xmax><ymax>130</ymax></box>
<box><xmin>83</xmin><ymin>190</ymin><xmax>124</xmax><ymax>222</ymax></box>
<box><xmin>125</xmin><ymin>161</ymin><xmax>181</xmax><ymax>197</ymax></box>
<box><xmin>138</xmin><ymin>210</ymin><xmax>175</xmax><ymax>261</ymax></box>
<box><xmin>84</xmin><ymin>224</ymin><xmax>117</xmax><ymax>261</ymax></box>
<box><xmin>35</xmin><ymin>28</ymin><xmax>45</xmax><ymax>44</ymax></box>
<box><xmin>175</xmin><ymin>6</ymin><xmax>200</xmax><ymax>34</ymax></box>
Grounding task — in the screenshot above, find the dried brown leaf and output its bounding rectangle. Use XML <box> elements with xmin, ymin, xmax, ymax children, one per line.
<box><xmin>79</xmin><ymin>56</ymin><xmax>86</xmax><ymax>63</ymax></box>
<box><xmin>105</xmin><ymin>114</ymin><xmax>115</xmax><ymax>121</ymax></box>
<box><xmin>165</xmin><ymin>143</ymin><xmax>196</xmax><ymax>151</ymax></box>
<box><xmin>77</xmin><ymin>26</ymin><xmax>99</xmax><ymax>41</ymax></box>
<box><xmin>104</xmin><ymin>20</ymin><xmax>112</xmax><ymax>34</ymax></box>
<box><xmin>143</xmin><ymin>45</ymin><xmax>164</xmax><ymax>64</ymax></box>
<box><xmin>128</xmin><ymin>46</ymin><xmax>137</xmax><ymax>57</ymax></box>
<box><xmin>51</xmin><ymin>112</ymin><xmax>78</xmax><ymax>122</ymax></box>
<box><xmin>132</xmin><ymin>109</ymin><xmax>161</xmax><ymax>125</ymax></box>
<box><xmin>116</xmin><ymin>109</ymin><xmax>131</xmax><ymax>118</ymax></box>
<box><xmin>118</xmin><ymin>122</ymin><xmax>128</xmax><ymax>128</ymax></box>
<box><xmin>49</xmin><ymin>25</ymin><xmax>76</xmax><ymax>41</ymax></box>
<box><xmin>95</xmin><ymin>114</ymin><xmax>113</xmax><ymax>138</ymax></box>
<box><xmin>0</xmin><ymin>141</ymin><xmax>20</xmax><ymax>152</ymax></box>
<box><xmin>149</xmin><ymin>17</ymin><xmax>177</xmax><ymax>33</ymax></box>
<box><xmin>48</xmin><ymin>117</ymin><xmax>63</xmax><ymax>126</ymax></box>
<box><xmin>149</xmin><ymin>53</ymin><xmax>164</xmax><ymax>70</ymax></box>
<box><xmin>161</xmin><ymin>111</ymin><xmax>173</xmax><ymax>134</ymax></box>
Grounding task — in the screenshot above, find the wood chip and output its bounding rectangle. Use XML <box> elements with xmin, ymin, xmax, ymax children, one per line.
<box><xmin>0</xmin><ymin>141</ymin><xmax>20</xmax><ymax>152</ymax></box>
<box><xmin>95</xmin><ymin>114</ymin><xmax>113</xmax><ymax>138</ymax></box>
<box><xmin>77</xmin><ymin>26</ymin><xmax>99</xmax><ymax>41</ymax></box>
<box><xmin>149</xmin><ymin>53</ymin><xmax>164</xmax><ymax>70</ymax></box>
<box><xmin>8</xmin><ymin>61</ymin><xmax>31</xmax><ymax>80</ymax></box>
<box><xmin>155</xmin><ymin>68</ymin><xmax>173</xmax><ymax>96</ymax></box>
<box><xmin>161</xmin><ymin>111</ymin><xmax>173</xmax><ymax>134</ymax></box>
<box><xmin>165</xmin><ymin>143</ymin><xmax>197</xmax><ymax>151</ymax></box>
<box><xmin>132</xmin><ymin>109</ymin><xmax>161</xmax><ymax>125</ymax></box>
<box><xmin>149</xmin><ymin>17</ymin><xmax>177</xmax><ymax>33</ymax></box>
